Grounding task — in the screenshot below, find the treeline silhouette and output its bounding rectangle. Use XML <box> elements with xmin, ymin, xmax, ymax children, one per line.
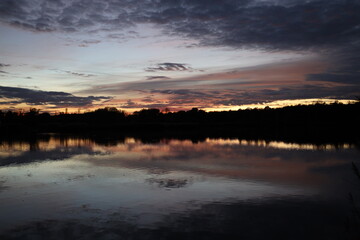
<box><xmin>1</xmin><ymin>102</ymin><xmax>359</xmax><ymax>142</ymax></box>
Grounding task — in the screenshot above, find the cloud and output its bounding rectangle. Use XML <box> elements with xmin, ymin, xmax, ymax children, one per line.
<box><xmin>1</xmin><ymin>0</ymin><xmax>359</xmax><ymax>51</ymax></box>
<box><xmin>64</xmin><ymin>71</ymin><xmax>95</xmax><ymax>77</ymax></box>
<box><xmin>78</xmin><ymin>58</ymin><xmax>359</xmax><ymax>109</ymax></box>
<box><xmin>121</xmin><ymin>99</ymin><xmax>140</xmax><ymax>109</ymax></box>
<box><xmin>1</xmin><ymin>0</ymin><xmax>359</xmax><ymax>103</ymax></box>
<box><xmin>148</xmin><ymin>0</ymin><xmax>360</xmax><ymax>52</ymax></box>
<box><xmin>107</xmin><ymin>31</ymin><xmax>139</xmax><ymax>41</ymax></box>
<box><xmin>78</xmin><ymin>39</ymin><xmax>101</xmax><ymax>47</ymax></box>
<box><xmin>0</xmin><ymin>0</ymin><xmax>136</xmax><ymax>32</ymax></box>
<box><xmin>79</xmin><ymin>59</ymin><xmax>328</xmax><ymax>95</ymax></box>
<box><xmin>212</xmin><ymin>85</ymin><xmax>360</xmax><ymax>106</ymax></box>
<box><xmin>306</xmin><ymin>45</ymin><xmax>360</xmax><ymax>86</ymax></box>
<box><xmin>0</xmin><ymin>85</ymin><xmax>111</xmax><ymax>107</ymax></box>
<box><xmin>145</xmin><ymin>63</ymin><xmax>195</xmax><ymax>72</ymax></box>
<box><xmin>0</xmin><ymin>63</ymin><xmax>10</xmax><ymax>74</ymax></box>
<box><xmin>0</xmin><ymin>63</ymin><xmax>11</xmax><ymax>68</ymax></box>
<box><xmin>151</xmin><ymin>89</ymin><xmax>211</xmax><ymax>98</ymax></box>
<box><xmin>51</xmin><ymin>69</ymin><xmax>96</xmax><ymax>77</ymax></box>
<box><xmin>118</xmin><ymin>99</ymin><xmax>168</xmax><ymax>109</ymax></box>
<box><xmin>126</xmin><ymin>84</ymin><xmax>359</xmax><ymax>110</ymax></box>
<box><xmin>146</xmin><ymin>76</ymin><xmax>171</xmax><ymax>80</ymax></box>
<box><xmin>1</xmin><ymin>1</ymin><xmax>358</xmax><ymax>71</ymax></box>
<box><xmin>151</xmin><ymin>85</ymin><xmax>359</xmax><ymax>108</ymax></box>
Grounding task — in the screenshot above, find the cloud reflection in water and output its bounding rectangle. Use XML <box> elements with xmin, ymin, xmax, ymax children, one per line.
<box><xmin>0</xmin><ymin>136</ymin><xmax>359</xmax><ymax>239</ymax></box>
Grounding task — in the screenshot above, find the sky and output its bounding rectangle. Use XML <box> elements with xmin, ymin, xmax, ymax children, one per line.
<box><xmin>0</xmin><ymin>0</ymin><xmax>359</xmax><ymax>113</ymax></box>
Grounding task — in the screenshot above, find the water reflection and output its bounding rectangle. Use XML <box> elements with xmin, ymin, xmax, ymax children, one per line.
<box><xmin>0</xmin><ymin>136</ymin><xmax>359</xmax><ymax>239</ymax></box>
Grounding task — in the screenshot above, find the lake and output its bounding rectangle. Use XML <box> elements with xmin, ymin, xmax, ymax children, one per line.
<box><xmin>0</xmin><ymin>136</ymin><xmax>359</xmax><ymax>239</ymax></box>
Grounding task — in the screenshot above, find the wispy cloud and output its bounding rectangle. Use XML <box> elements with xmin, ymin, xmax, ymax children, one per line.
<box><xmin>0</xmin><ymin>63</ymin><xmax>11</xmax><ymax>68</ymax></box>
<box><xmin>146</xmin><ymin>76</ymin><xmax>171</xmax><ymax>81</ymax></box>
<box><xmin>77</xmin><ymin>58</ymin><xmax>359</xmax><ymax>110</ymax></box>
<box><xmin>64</xmin><ymin>71</ymin><xmax>95</xmax><ymax>78</ymax></box>
<box><xmin>145</xmin><ymin>63</ymin><xmax>195</xmax><ymax>72</ymax></box>
<box><xmin>0</xmin><ymin>63</ymin><xmax>10</xmax><ymax>74</ymax></box>
<box><xmin>80</xmin><ymin>59</ymin><xmax>328</xmax><ymax>94</ymax></box>
<box><xmin>78</xmin><ymin>39</ymin><xmax>101</xmax><ymax>47</ymax></box>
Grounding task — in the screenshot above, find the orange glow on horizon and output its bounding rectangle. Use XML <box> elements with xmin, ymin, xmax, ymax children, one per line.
<box><xmin>203</xmin><ymin>98</ymin><xmax>357</xmax><ymax>112</ymax></box>
<box><xmin>0</xmin><ymin>98</ymin><xmax>356</xmax><ymax>114</ymax></box>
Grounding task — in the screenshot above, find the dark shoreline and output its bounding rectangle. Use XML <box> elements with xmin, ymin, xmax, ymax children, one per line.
<box><xmin>1</xmin><ymin>102</ymin><xmax>359</xmax><ymax>144</ymax></box>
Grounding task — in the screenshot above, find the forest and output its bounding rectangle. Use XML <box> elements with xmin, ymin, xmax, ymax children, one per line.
<box><xmin>1</xmin><ymin>101</ymin><xmax>359</xmax><ymax>143</ymax></box>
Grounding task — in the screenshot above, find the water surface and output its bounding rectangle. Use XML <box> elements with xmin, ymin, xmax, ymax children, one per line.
<box><xmin>0</xmin><ymin>136</ymin><xmax>359</xmax><ymax>239</ymax></box>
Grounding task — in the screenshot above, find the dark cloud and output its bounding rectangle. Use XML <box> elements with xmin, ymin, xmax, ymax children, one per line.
<box><xmin>145</xmin><ymin>63</ymin><xmax>195</xmax><ymax>72</ymax></box>
<box><xmin>1</xmin><ymin>1</ymin><xmax>359</xmax><ymax>57</ymax></box>
<box><xmin>146</xmin><ymin>76</ymin><xmax>171</xmax><ymax>80</ymax></box>
<box><xmin>0</xmin><ymin>0</ymin><xmax>135</xmax><ymax>32</ymax></box>
<box><xmin>1</xmin><ymin>0</ymin><xmax>359</xmax><ymax>50</ymax></box>
<box><xmin>0</xmin><ymin>85</ymin><xmax>111</xmax><ymax>107</ymax></box>
<box><xmin>307</xmin><ymin>72</ymin><xmax>360</xmax><ymax>85</ymax></box>
<box><xmin>306</xmin><ymin>45</ymin><xmax>360</xmax><ymax>86</ymax></box>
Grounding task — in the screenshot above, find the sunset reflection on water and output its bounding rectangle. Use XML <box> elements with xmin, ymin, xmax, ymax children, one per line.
<box><xmin>0</xmin><ymin>136</ymin><xmax>359</xmax><ymax>239</ymax></box>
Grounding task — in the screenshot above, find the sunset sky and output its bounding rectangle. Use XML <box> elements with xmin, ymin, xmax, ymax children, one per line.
<box><xmin>0</xmin><ymin>0</ymin><xmax>359</xmax><ymax>113</ymax></box>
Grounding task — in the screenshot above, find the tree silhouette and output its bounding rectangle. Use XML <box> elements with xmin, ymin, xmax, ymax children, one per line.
<box><xmin>0</xmin><ymin>102</ymin><xmax>359</xmax><ymax>142</ymax></box>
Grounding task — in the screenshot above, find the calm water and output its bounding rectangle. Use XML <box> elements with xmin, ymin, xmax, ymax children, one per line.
<box><xmin>0</xmin><ymin>136</ymin><xmax>359</xmax><ymax>239</ymax></box>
